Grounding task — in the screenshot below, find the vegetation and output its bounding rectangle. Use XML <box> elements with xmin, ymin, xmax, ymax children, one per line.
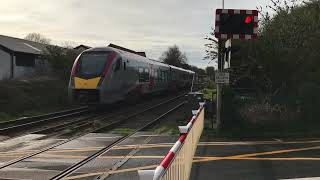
<box><xmin>0</xmin><ymin>33</ymin><xmax>78</xmax><ymax>122</ymax></box>
<box><xmin>204</xmin><ymin>0</ymin><xmax>320</xmax><ymax>135</ymax></box>
<box><xmin>25</xmin><ymin>33</ymin><xmax>51</xmax><ymax>44</ymax></box>
<box><xmin>201</xmin><ymin>88</ymin><xmax>216</xmax><ymax>101</ymax></box>
<box><xmin>45</xmin><ymin>46</ymin><xmax>78</xmax><ymax>80</ymax></box>
<box><xmin>0</xmin><ymin>79</ymin><xmax>71</xmax><ymax>122</ymax></box>
<box><xmin>161</xmin><ymin>45</ymin><xmax>206</xmax><ymax>75</ymax></box>
<box><xmin>160</xmin><ymin>45</ymin><xmax>188</xmax><ymax>67</ymax></box>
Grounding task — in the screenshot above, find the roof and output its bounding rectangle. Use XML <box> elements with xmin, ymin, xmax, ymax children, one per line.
<box><xmin>74</xmin><ymin>44</ymin><xmax>91</xmax><ymax>50</ymax></box>
<box><xmin>108</xmin><ymin>43</ymin><xmax>146</xmax><ymax>57</ymax></box>
<box><xmin>0</xmin><ymin>35</ymin><xmax>49</xmax><ymax>55</ymax></box>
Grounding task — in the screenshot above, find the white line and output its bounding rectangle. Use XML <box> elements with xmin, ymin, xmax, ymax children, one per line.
<box><xmin>280</xmin><ymin>177</ymin><xmax>320</xmax><ymax>180</ymax></box>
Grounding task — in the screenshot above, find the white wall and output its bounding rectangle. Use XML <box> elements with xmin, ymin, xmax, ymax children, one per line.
<box><xmin>0</xmin><ymin>49</ymin><xmax>11</xmax><ymax>80</ymax></box>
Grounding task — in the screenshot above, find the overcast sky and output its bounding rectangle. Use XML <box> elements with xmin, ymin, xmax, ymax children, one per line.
<box><xmin>0</xmin><ymin>0</ymin><xmax>270</xmax><ymax>68</ymax></box>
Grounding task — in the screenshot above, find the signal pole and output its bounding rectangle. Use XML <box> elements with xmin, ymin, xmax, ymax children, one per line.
<box><xmin>216</xmin><ymin>41</ymin><xmax>222</xmax><ymax>130</ymax></box>
<box><xmin>216</xmin><ymin>0</ymin><xmax>224</xmax><ymax>130</ymax></box>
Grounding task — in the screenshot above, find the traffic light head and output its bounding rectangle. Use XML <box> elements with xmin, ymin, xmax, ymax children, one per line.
<box><xmin>215</xmin><ymin>9</ymin><xmax>258</xmax><ymax>40</ymax></box>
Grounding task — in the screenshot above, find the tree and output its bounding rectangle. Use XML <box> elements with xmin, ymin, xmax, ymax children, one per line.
<box><xmin>25</xmin><ymin>33</ymin><xmax>51</xmax><ymax>44</ymax></box>
<box><xmin>160</xmin><ymin>45</ymin><xmax>187</xmax><ymax>67</ymax></box>
<box><xmin>206</xmin><ymin>66</ymin><xmax>215</xmax><ymax>79</ymax></box>
<box><xmin>204</xmin><ymin>27</ymin><xmax>218</xmax><ymax>63</ymax></box>
<box><xmin>45</xmin><ymin>46</ymin><xmax>78</xmax><ymax>80</ymax></box>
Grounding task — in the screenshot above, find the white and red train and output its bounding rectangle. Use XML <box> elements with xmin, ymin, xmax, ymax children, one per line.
<box><xmin>68</xmin><ymin>46</ymin><xmax>194</xmax><ymax>104</ymax></box>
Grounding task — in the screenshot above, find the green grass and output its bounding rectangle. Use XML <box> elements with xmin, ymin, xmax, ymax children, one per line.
<box><xmin>153</xmin><ymin>124</ymin><xmax>180</xmax><ymax>135</ymax></box>
<box><xmin>111</xmin><ymin>128</ymin><xmax>134</xmax><ymax>135</ymax></box>
<box><xmin>201</xmin><ymin>88</ymin><xmax>217</xmax><ymax>101</ymax></box>
<box><xmin>0</xmin><ymin>79</ymin><xmax>72</xmax><ymax>122</ymax></box>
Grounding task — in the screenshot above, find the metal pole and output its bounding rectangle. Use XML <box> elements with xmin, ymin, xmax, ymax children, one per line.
<box><xmin>216</xmin><ymin>39</ymin><xmax>223</xmax><ymax>130</ymax></box>
<box><xmin>222</xmin><ymin>0</ymin><xmax>224</xmax><ymax>8</ymax></box>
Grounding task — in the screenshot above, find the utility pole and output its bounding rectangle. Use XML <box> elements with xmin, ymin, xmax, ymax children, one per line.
<box><xmin>216</xmin><ymin>40</ymin><xmax>224</xmax><ymax>130</ymax></box>
<box><xmin>215</xmin><ymin>0</ymin><xmax>225</xmax><ymax>130</ymax></box>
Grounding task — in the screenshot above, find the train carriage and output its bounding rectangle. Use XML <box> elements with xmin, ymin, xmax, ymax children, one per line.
<box><xmin>68</xmin><ymin>47</ymin><xmax>194</xmax><ymax>104</ymax></box>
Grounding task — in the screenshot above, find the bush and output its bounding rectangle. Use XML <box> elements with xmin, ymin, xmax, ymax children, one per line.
<box><xmin>0</xmin><ymin>80</ymin><xmax>71</xmax><ymax>120</ymax></box>
<box><xmin>45</xmin><ymin>46</ymin><xmax>78</xmax><ymax>80</ymax></box>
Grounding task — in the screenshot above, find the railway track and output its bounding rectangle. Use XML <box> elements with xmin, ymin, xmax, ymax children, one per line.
<box><xmin>52</xmin><ymin>100</ymin><xmax>186</xmax><ymax>180</ymax></box>
<box><xmin>0</xmin><ymin>92</ymin><xmax>187</xmax><ymax>179</ymax></box>
<box><xmin>0</xmin><ymin>106</ymin><xmax>89</xmax><ymax>135</ymax></box>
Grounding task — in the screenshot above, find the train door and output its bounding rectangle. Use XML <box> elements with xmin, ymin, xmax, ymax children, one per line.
<box><xmin>112</xmin><ymin>57</ymin><xmax>124</xmax><ymax>94</ymax></box>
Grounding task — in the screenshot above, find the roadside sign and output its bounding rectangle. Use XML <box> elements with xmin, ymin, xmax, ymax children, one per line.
<box><xmin>215</xmin><ymin>72</ymin><xmax>229</xmax><ymax>84</ymax></box>
<box><xmin>215</xmin><ymin>9</ymin><xmax>259</xmax><ymax>40</ymax></box>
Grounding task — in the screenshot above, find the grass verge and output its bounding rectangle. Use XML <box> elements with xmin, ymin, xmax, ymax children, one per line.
<box><xmin>0</xmin><ymin>79</ymin><xmax>73</xmax><ymax>122</ymax></box>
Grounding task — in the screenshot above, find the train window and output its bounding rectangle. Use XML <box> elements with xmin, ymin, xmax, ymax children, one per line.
<box><xmin>144</xmin><ymin>69</ymin><xmax>150</xmax><ymax>81</ymax></box>
<box><xmin>77</xmin><ymin>51</ymin><xmax>110</xmax><ymax>78</ymax></box>
<box><xmin>138</xmin><ymin>68</ymin><xmax>144</xmax><ymax>82</ymax></box>
<box><xmin>157</xmin><ymin>70</ymin><xmax>161</xmax><ymax>81</ymax></box>
<box><xmin>123</xmin><ymin>62</ymin><xmax>126</xmax><ymax>70</ymax></box>
<box><xmin>154</xmin><ymin>71</ymin><xmax>158</xmax><ymax>80</ymax></box>
<box><xmin>138</xmin><ymin>67</ymin><xmax>150</xmax><ymax>82</ymax></box>
<box><xmin>115</xmin><ymin>58</ymin><xmax>121</xmax><ymax>71</ymax></box>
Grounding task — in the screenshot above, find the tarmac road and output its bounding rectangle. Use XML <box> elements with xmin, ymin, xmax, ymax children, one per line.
<box><xmin>190</xmin><ymin>137</ymin><xmax>320</xmax><ymax>180</ymax></box>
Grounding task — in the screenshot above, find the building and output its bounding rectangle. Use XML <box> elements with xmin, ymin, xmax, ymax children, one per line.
<box><xmin>108</xmin><ymin>43</ymin><xmax>146</xmax><ymax>57</ymax></box>
<box><xmin>0</xmin><ymin>35</ymin><xmax>50</xmax><ymax>80</ymax></box>
<box><xmin>74</xmin><ymin>44</ymin><xmax>91</xmax><ymax>53</ymax></box>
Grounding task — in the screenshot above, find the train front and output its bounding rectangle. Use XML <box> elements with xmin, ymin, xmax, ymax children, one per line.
<box><xmin>68</xmin><ymin>48</ymin><xmax>117</xmax><ymax>104</ymax></box>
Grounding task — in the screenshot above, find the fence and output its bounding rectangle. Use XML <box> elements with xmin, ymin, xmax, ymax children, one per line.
<box><xmin>139</xmin><ymin>102</ymin><xmax>205</xmax><ymax>180</ymax></box>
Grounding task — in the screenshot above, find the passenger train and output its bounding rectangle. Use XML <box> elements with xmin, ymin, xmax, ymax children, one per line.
<box><xmin>68</xmin><ymin>46</ymin><xmax>195</xmax><ymax>104</ymax></box>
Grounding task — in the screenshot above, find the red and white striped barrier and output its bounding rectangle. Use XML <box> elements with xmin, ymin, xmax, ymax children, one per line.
<box><xmin>139</xmin><ymin>102</ymin><xmax>205</xmax><ymax>180</ymax></box>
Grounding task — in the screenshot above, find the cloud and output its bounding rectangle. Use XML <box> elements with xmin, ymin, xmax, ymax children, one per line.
<box><xmin>0</xmin><ymin>0</ymin><xmax>270</xmax><ymax>68</ymax></box>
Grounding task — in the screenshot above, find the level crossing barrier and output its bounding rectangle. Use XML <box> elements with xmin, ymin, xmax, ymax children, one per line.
<box><xmin>138</xmin><ymin>102</ymin><xmax>205</xmax><ymax>180</ymax></box>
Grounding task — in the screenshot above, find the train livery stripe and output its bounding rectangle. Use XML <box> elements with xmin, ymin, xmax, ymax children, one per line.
<box><xmin>102</xmin><ymin>51</ymin><xmax>117</xmax><ymax>77</ymax></box>
<box><xmin>74</xmin><ymin>77</ymin><xmax>101</xmax><ymax>89</ymax></box>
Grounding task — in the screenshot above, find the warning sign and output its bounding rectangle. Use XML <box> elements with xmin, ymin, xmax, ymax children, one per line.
<box><xmin>215</xmin><ymin>72</ymin><xmax>229</xmax><ymax>84</ymax></box>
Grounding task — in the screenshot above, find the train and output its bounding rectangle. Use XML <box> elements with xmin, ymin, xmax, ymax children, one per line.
<box><xmin>68</xmin><ymin>46</ymin><xmax>195</xmax><ymax>104</ymax></box>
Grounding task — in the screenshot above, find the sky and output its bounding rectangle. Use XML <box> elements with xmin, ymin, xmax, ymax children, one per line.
<box><xmin>0</xmin><ymin>0</ymin><xmax>270</xmax><ymax>69</ymax></box>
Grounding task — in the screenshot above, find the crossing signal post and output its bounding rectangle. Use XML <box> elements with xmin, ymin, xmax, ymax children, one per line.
<box><xmin>214</xmin><ymin>9</ymin><xmax>258</xmax><ymax>130</ymax></box>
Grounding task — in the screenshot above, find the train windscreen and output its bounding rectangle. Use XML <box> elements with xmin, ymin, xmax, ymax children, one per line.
<box><xmin>77</xmin><ymin>51</ymin><xmax>110</xmax><ymax>78</ymax></box>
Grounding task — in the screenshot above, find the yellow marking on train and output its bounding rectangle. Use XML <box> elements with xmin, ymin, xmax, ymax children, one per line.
<box><xmin>74</xmin><ymin>77</ymin><xmax>101</xmax><ymax>89</ymax></box>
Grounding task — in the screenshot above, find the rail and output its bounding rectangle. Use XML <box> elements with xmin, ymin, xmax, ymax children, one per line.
<box><xmin>0</xmin><ymin>106</ymin><xmax>88</xmax><ymax>131</ymax></box>
<box><xmin>138</xmin><ymin>102</ymin><xmax>205</xmax><ymax>180</ymax></box>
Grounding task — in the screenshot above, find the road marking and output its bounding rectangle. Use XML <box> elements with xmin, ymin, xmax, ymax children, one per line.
<box><xmin>63</xmin><ymin>164</ymin><xmax>158</xmax><ymax>179</ymax></box>
<box><xmin>2</xmin><ymin>139</ymin><xmax>320</xmax><ymax>156</ymax></box>
<box><xmin>273</xmin><ymin>138</ymin><xmax>282</xmax><ymax>142</ymax></box>
<box><xmin>64</xmin><ymin>154</ymin><xmax>320</xmax><ymax>179</ymax></box>
<box><xmin>59</xmin><ymin>151</ymin><xmax>320</xmax><ymax>179</ymax></box>
<box><xmin>280</xmin><ymin>178</ymin><xmax>320</xmax><ymax>180</ymax></box>
<box><xmin>229</xmin><ymin>146</ymin><xmax>320</xmax><ymax>158</ymax></box>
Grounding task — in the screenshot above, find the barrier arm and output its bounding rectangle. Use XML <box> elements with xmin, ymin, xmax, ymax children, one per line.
<box><xmin>139</xmin><ymin>102</ymin><xmax>205</xmax><ymax>180</ymax></box>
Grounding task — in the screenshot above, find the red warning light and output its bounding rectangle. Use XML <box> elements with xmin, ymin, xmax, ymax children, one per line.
<box><xmin>245</xmin><ymin>16</ymin><xmax>252</xmax><ymax>24</ymax></box>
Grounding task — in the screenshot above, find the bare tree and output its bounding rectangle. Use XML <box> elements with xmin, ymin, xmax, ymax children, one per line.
<box><xmin>25</xmin><ymin>33</ymin><xmax>51</xmax><ymax>44</ymax></box>
<box><xmin>160</xmin><ymin>45</ymin><xmax>187</xmax><ymax>67</ymax></box>
<box><xmin>204</xmin><ymin>27</ymin><xmax>218</xmax><ymax>63</ymax></box>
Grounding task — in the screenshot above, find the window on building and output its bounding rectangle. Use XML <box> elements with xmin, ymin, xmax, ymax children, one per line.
<box><xmin>15</xmin><ymin>53</ymin><xmax>35</xmax><ymax>67</ymax></box>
